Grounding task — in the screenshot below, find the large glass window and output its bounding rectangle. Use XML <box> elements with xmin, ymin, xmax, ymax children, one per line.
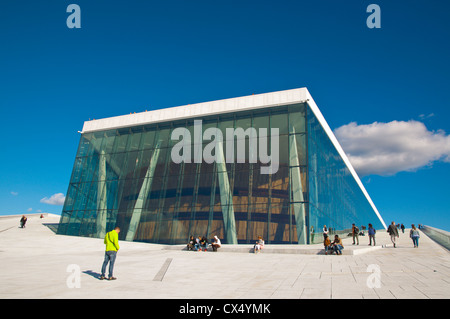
<box><xmin>307</xmin><ymin>105</ymin><xmax>384</xmax><ymax>243</ymax></box>
<box><xmin>59</xmin><ymin>104</ymin><xmax>309</xmax><ymax>244</ymax></box>
<box><xmin>58</xmin><ymin>101</ymin><xmax>381</xmax><ymax>246</ymax></box>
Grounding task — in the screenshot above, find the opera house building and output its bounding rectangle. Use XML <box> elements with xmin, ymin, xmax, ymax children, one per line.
<box><xmin>57</xmin><ymin>88</ymin><xmax>386</xmax><ymax>245</ymax></box>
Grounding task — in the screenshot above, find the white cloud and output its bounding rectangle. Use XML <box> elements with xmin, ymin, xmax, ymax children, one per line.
<box><xmin>334</xmin><ymin>120</ymin><xmax>450</xmax><ymax>177</ymax></box>
<box><xmin>40</xmin><ymin>193</ymin><xmax>66</xmax><ymax>206</ymax></box>
<box><xmin>10</xmin><ymin>191</ymin><xmax>18</xmax><ymax>196</ymax></box>
<box><xmin>27</xmin><ymin>208</ymin><xmax>32</xmax><ymax>212</ymax></box>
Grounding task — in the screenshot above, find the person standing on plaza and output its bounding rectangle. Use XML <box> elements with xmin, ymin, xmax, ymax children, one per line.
<box><xmin>100</xmin><ymin>226</ymin><xmax>120</xmax><ymax>280</ymax></box>
<box><xmin>410</xmin><ymin>224</ymin><xmax>420</xmax><ymax>248</ymax></box>
<box><xmin>401</xmin><ymin>224</ymin><xmax>405</xmax><ymax>233</ymax></box>
<box><xmin>352</xmin><ymin>223</ymin><xmax>359</xmax><ymax>245</ymax></box>
<box><xmin>323</xmin><ymin>225</ymin><xmax>329</xmax><ymax>240</ymax></box>
<box><xmin>368</xmin><ymin>223</ymin><xmax>376</xmax><ymax>246</ymax></box>
<box><xmin>387</xmin><ymin>221</ymin><xmax>399</xmax><ymax>248</ymax></box>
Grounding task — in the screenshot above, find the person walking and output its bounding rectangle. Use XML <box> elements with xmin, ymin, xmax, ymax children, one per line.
<box><xmin>401</xmin><ymin>224</ymin><xmax>405</xmax><ymax>233</ymax></box>
<box><xmin>410</xmin><ymin>224</ymin><xmax>420</xmax><ymax>248</ymax></box>
<box><xmin>387</xmin><ymin>221</ymin><xmax>399</xmax><ymax>248</ymax></box>
<box><xmin>368</xmin><ymin>223</ymin><xmax>376</xmax><ymax>246</ymax></box>
<box><xmin>100</xmin><ymin>226</ymin><xmax>120</xmax><ymax>280</ymax></box>
<box><xmin>19</xmin><ymin>215</ymin><xmax>27</xmax><ymax>228</ymax></box>
<box><xmin>352</xmin><ymin>223</ymin><xmax>359</xmax><ymax>245</ymax></box>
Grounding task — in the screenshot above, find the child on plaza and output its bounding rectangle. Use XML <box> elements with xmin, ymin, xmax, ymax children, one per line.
<box><xmin>323</xmin><ymin>234</ymin><xmax>332</xmax><ymax>255</ymax></box>
<box><xmin>254</xmin><ymin>236</ymin><xmax>265</xmax><ymax>254</ymax></box>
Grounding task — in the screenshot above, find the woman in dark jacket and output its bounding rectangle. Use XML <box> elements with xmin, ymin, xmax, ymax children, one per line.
<box><xmin>200</xmin><ymin>236</ymin><xmax>209</xmax><ymax>251</ymax></box>
<box><xmin>20</xmin><ymin>215</ymin><xmax>27</xmax><ymax>228</ymax></box>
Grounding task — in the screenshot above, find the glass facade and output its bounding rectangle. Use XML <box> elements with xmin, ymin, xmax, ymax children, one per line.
<box><xmin>306</xmin><ymin>107</ymin><xmax>384</xmax><ymax>243</ymax></box>
<box><xmin>58</xmin><ymin>101</ymin><xmax>383</xmax><ymax>245</ymax></box>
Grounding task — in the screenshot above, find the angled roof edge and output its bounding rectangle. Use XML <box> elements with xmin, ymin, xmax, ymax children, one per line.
<box><xmin>304</xmin><ymin>89</ymin><xmax>387</xmax><ymax>230</ymax></box>
<box><xmin>81</xmin><ymin>88</ymin><xmax>309</xmax><ymax>133</ymax></box>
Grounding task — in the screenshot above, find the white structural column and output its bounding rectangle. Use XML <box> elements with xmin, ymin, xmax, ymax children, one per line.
<box><xmin>96</xmin><ymin>150</ymin><xmax>108</xmax><ymax>238</ymax></box>
<box><xmin>125</xmin><ymin>143</ymin><xmax>161</xmax><ymax>241</ymax></box>
<box><xmin>216</xmin><ymin>140</ymin><xmax>237</xmax><ymax>244</ymax></box>
<box><xmin>289</xmin><ymin>129</ymin><xmax>307</xmax><ymax>244</ymax></box>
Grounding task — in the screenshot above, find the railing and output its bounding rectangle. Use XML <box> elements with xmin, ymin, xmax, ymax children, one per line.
<box><xmin>421</xmin><ymin>225</ymin><xmax>450</xmax><ymax>251</ymax></box>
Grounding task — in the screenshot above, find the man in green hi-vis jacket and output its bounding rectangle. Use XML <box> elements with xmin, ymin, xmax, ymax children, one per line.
<box><xmin>100</xmin><ymin>227</ymin><xmax>120</xmax><ymax>280</ymax></box>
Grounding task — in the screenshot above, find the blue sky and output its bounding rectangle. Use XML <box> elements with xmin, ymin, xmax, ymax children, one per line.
<box><xmin>1</xmin><ymin>0</ymin><xmax>449</xmax><ymax>231</ymax></box>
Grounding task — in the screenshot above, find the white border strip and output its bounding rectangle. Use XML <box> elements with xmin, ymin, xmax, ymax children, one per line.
<box><xmin>81</xmin><ymin>88</ymin><xmax>310</xmax><ymax>133</ymax></box>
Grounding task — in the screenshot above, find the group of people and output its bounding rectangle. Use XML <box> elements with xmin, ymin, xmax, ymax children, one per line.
<box><xmin>322</xmin><ymin>221</ymin><xmax>422</xmax><ymax>254</ymax></box>
<box><xmin>387</xmin><ymin>221</ymin><xmax>421</xmax><ymax>248</ymax></box>
<box><xmin>19</xmin><ymin>214</ymin><xmax>46</xmax><ymax>229</ymax></box>
<box><xmin>187</xmin><ymin>235</ymin><xmax>222</xmax><ymax>252</ymax></box>
<box><xmin>323</xmin><ymin>233</ymin><xmax>344</xmax><ymax>255</ymax></box>
<box><xmin>99</xmin><ymin>222</ymin><xmax>423</xmax><ymax>281</ymax></box>
<box><xmin>348</xmin><ymin>223</ymin><xmax>378</xmax><ymax>246</ymax></box>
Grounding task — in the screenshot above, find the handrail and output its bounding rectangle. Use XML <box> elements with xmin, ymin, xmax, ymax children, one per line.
<box><xmin>421</xmin><ymin>225</ymin><xmax>450</xmax><ymax>251</ymax></box>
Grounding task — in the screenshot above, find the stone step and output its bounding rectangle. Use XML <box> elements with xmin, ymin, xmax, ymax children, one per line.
<box><xmin>162</xmin><ymin>243</ymin><xmax>383</xmax><ymax>255</ymax></box>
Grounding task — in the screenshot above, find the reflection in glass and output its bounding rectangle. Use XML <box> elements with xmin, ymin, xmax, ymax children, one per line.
<box><xmin>58</xmin><ymin>102</ymin><xmax>382</xmax><ymax>245</ymax></box>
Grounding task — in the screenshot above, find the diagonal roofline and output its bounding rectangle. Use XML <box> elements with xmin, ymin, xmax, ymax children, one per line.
<box><xmin>304</xmin><ymin>90</ymin><xmax>387</xmax><ymax>230</ymax></box>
